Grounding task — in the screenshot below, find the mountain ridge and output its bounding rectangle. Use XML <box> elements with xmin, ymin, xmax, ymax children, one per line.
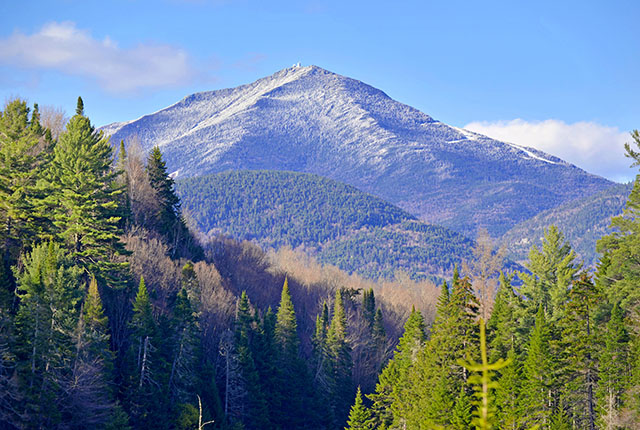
<box><xmin>103</xmin><ymin>65</ymin><xmax>614</xmax><ymax>236</ymax></box>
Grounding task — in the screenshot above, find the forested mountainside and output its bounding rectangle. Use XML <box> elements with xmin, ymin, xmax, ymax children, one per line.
<box><xmin>102</xmin><ymin>65</ymin><xmax>613</xmax><ymax>237</ymax></box>
<box><xmin>503</xmin><ymin>182</ymin><xmax>633</xmax><ymax>265</ymax></box>
<box><xmin>4</xmin><ymin>97</ymin><xmax>640</xmax><ymax>430</ymax></box>
<box><xmin>0</xmin><ymin>98</ymin><xmax>444</xmax><ymax>430</ymax></box>
<box><xmin>176</xmin><ymin>170</ymin><xmax>478</xmax><ymax>281</ymax></box>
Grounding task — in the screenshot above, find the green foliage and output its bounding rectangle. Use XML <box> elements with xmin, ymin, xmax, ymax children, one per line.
<box><xmin>519</xmin><ymin>305</ymin><xmax>553</xmax><ymax>428</ymax></box>
<box><xmin>46</xmin><ymin>99</ymin><xmax>127</xmax><ymax>286</ymax></box>
<box><xmin>503</xmin><ymin>182</ymin><xmax>632</xmax><ymax>266</ymax></box>
<box><xmin>597</xmin><ymin>177</ymin><xmax>640</xmax><ymax>309</ymax></box>
<box><xmin>0</xmin><ymin>99</ymin><xmax>51</xmax><ymax>302</ymax></box>
<box><xmin>596</xmin><ymin>303</ymin><xmax>629</xmax><ymax>429</ymax></box>
<box><xmin>519</xmin><ymin>225</ymin><xmax>579</xmax><ymax>325</ymax></box>
<box><xmin>176</xmin><ymin>170</ymin><xmax>476</xmax><ymax>281</ymax></box>
<box><xmin>345</xmin><ymin>387</ymin><xmax>373</xmax><ymax>430</ymax></box>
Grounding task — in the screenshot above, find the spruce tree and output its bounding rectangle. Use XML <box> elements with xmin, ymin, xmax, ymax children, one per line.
<box><xmin>451</xmin><ymin>386</ymin><xmax>473</xmax><ymax>430</ymax></box>
<box><xmin>273</xmin><ymin>277</ymin><xmax>309</xmax><ymax>429</ymax></box>
<box><xmin>63</xmin><ymin>276</ymin><xmax>114</xmax><ymax>428</ymax></box>
<box><xmin>13</xmin><ymin>241</ymin><xmax>83</xmax><ymax>428</ymax></box>
<box><xmin>326</xmin><ymin>288</ymin><xmax>353</xmax><ymax>427</ymax></box>
<box><xmin>146</xmin><ymin>146</ymin><xmax>183</xmax><ymax>246</ymax></box>
<box><xmin>345</xmin><ymin>387</ymin><xmax>373</xmax><ymax>430</ymax></box>
<box><xmin>369</xmin><ymin>307</ymin><xmax>426</xmax><ymax>429</ymax></box>
<box><xmin>597</xmin><ymin>303</ymin><xmax>630</xmax><ymax>429</ymax></box>
<box><xmin>233</xmin><ymin>292</ymin><xmax>269</xmax><ymax>429</ymax></box>
<box><xmin>559</xmin><ymin>273</ymin><xmax>599</xmax><ymax>429</ymax></box>
<box><xmin>126</xmin><ymin>276</ymin><xmax>161</xmax><ymax>427</ymax></box>
<box><xmin>519</xmin><ymin>305</ymin><xmax>553</xmax><ymax>428</ymax></box>
<box><xmin>168</xmin><ymin>288</ymin><xmax>201</xmax><ymax>404</ymax></box>
<box><xmin>487</xmin><ymin>272</ymin><xmax>521</xmax><ymax>361</ymax></box>
<box><xmin>494</xmin><ymin>347</ymin><xmax>520</xmax><ymax>430</ymax></box>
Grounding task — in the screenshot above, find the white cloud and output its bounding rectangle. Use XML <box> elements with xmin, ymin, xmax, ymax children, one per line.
<box><xmin>464</xmin><ymin>119</ymin><xmax>635</xmax><ymax>183</ymax></box>
<box><xmin>0</xmin><ymin>22</ymin><xmax>196</xmax><ymax>93</ymax></box>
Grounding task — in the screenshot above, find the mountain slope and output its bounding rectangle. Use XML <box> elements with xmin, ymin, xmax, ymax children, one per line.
<box><xmin>502</xmin><ymin>182</ymin><xmax>633</xmax><ymax>265</ymax></box>
<box><xmin>176</xmin><ymin>170</ymin><xmax>477</xmax><ymax>281</ymax></box>
<box><xmin>104</xmin><ymin>65</ymin><xmax>614</xmax><ymax>236</ymax></box>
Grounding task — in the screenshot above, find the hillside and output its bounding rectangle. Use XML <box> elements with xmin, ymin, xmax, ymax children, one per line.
<box><xmin>502</xmin><ymin>182</ymin><xmax>633</xmax><ymax>265</ymax></box>
<box><xmin>102</xmin><ymin>65</ymin><xmax>613</xmax><ymax>237</ymax></box>
<box><xmin>176</xmin><ymin>170</ymin><xmax>476</xmax><ymax>281</ymax></box>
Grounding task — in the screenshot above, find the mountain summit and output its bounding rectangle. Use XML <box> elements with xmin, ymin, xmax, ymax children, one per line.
<box><xmin>103</xmin><ymin>65</ymin><xmax>613</xmax><ymax>236</ymax></box>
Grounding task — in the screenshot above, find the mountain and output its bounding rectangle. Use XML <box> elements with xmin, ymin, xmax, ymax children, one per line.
<box><xmin>176</xmin><ymin>170</ymin><xmax>479</xmax><ymax>281</ymax></box>
<box><xmin>103</xmin><ymin>65</ymin><xmax>614</xmax><ymax>236</ymax></box>
<box><xmin>502</xmin><ymin>182</ymin><xmax>633</xmax><ymax>266</ymax></box>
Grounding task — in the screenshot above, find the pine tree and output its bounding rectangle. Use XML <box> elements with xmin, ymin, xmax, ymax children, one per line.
<box><xmin>0</xmin><ymin>99</ymin><xmax>50</xmax><ymax>304</ymax></box>
<box><xmin>46</xmin><ymin>97</ymin><xmax>127</xmax><ymax>286</ymax></box>
<box><xmin>597</xmin><ymin>174</ymin><xmax>640</xmax><ymax>309</ymax></box>
<box><xmin>520</xmin><ymin>225</ymin><xmax>579</xmax><ymax>325</ymax></box>
<box><xmin>345</xmin><ymin>387</ymin><xmax>373</xmax><ymax>430</ymax></box>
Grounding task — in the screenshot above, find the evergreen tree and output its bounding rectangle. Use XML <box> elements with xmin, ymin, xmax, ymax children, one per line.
<box><xmin>597</xmin><ymin>303</ymin><xmax>630</xmax><ymax>429</ymax></box>
<box><xmin>369</xmin><ymin>307</ymin><xmax>426</xmax><ymax>429</ymax></box>
<box><xmin>407</xmin><ymin>276</ymin><xmax>478</xmax><ymax>428</ymax></box>
<box><xmin>362</xmin><ymin>288</ymin><xmax>375</xmax><ymax>329</ymax></box>
<box><xmin>597</xmin><ymin>176</ymin><xmax>640</xmax><ymax>309</ymax></box>
<box><xmin>275</xmin><ymin>277</ymin><xmax>298</xmax><ymax>359</ymax></box>
<box><xmin>494</xmin><ymin>347</ymin><xmax>520</xmax><ymax>430</ymax></box>
<box><xmin>168</xmin><ymin>288</ymin><xmax>201</xmax><ymax>404</ymax></box>
<box><xmin>519</xmin><ymin>305</ymin><xmax>553</xmax><ymax>428</ymax></box>
<box><xmin>13</xmin><ymin>241</ymin><xmax>83</xmax><ymax>428</ymax></box>
<box><xmin>126</xmin><ymin>276</ymin><xmax>161</xmax><ymax>427</ymax></box>
<box><xmin>487</xmin><ymin>272</ymin><xmax>521</xmax><ymax>361</ymax></box>
<box><xmin>345</xmin><ymin>387</ymin><xmax>373</xmax><ymax>430</ymax></box>
<box><xmin>46</xmin><ymin>97</ymin><xmax>127</xmax><ymax>287</ymax></box>
<box><xmin>273</xmin><ymin>277</ymin><xmax>309</xmax><ymax>429</ymax></box>
<box><xmin>63</xmin><ymin>276</ymin><xmax>114</xmax><ymax>428</ymax></box>
<box><xmin>326</xmin><ymin>288</ymin><xmax>354</xmax><ymax>427</ymax></box>
<box><xmin>559</xmin><ymin>273</ymin><xmax>599</xmax><ymax>429</ymax></box>
<box><xmin>233</xmin><ymin>292</ymin><xmax>269</xmax><ymax>429</ymax></box>
<box><xmin>0</xmin><ymin>99</ymin><xmax>50</xmax><ymax>304</ymax></box>
<box><xmin>519</xmin><ymin>225</ymin><xmax>579</xmax><ymax>325</ymax></box>
<box><xmin>451</xmin><ymin>386</ymin><xmax>473</xmax><ymax>430</ymax></box>
<box><xmin>146</xmin><ymin>146</ymin><xmax>183</xmax><ymax>246</ymax></box>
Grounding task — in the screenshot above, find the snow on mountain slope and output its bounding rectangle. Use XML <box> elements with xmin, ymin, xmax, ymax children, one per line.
<box><xmin>102</xmin><ymin>65</ymin><xmax>613</xmax><ymax>237</ymax></box>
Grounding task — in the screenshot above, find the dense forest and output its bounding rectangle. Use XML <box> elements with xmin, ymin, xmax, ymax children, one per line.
<box><xmin>1</xmin><ymin>97</ymin><xmax>640</xmax><ymax>430</ymax></box>
<box><xmin>176</xmin><ymin>170</ymin><xmax>478</xmax><ymax>282</ymax></box>
<box><xmin>503</xmin><ymin>182</ymin><xmax>632</xmax><ymax>266</ymax></box>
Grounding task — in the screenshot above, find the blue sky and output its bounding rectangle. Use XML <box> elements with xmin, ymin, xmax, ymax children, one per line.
<box><xmin>1</xmin><ymin>0</ymin><xmax>639</xmax><ymax>181</ymax></box>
